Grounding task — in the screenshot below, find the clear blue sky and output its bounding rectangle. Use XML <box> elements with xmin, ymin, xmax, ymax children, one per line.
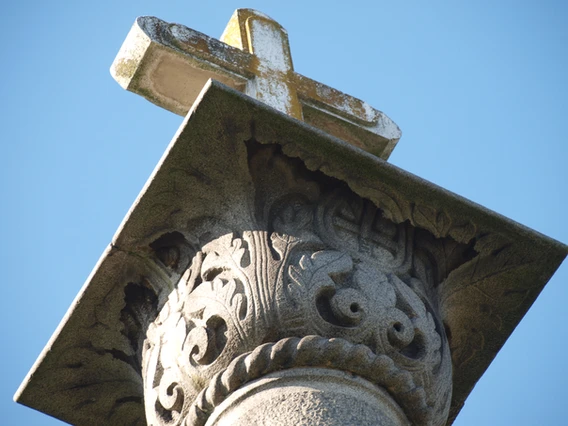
<box><xmin>2</xmin><ymin>1</ymin><xmax>566</xmax><ymax>425</ymax></box>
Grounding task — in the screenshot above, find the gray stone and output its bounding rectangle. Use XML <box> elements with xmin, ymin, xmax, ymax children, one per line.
<box><xmin>207</xmin><ymin>368</ymin><xmax>411</xmax><ymax>425</ymax></box>
<box><xmin>15</xmin><ymin>80</ymin><xmax>567</xmax><ymax>425</ymax></box>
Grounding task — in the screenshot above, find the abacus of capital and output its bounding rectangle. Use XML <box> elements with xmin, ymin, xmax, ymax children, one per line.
<box><xmin>15</xmin><ymin>9</ymin><xmax>567</xmax><ymax>426</ymax></box>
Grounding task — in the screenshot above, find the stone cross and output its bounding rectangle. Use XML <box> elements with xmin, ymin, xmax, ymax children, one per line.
<box><xmin>111</xmin><ymin>9</ymin><xmax>401</xmax><ymax>159</ymax></box>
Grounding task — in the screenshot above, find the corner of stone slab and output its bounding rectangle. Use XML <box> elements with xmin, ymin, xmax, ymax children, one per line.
<box><xmin>13</xmin><ymin>381</ymin><xmax>24</xmax><ymax>403</ymax></box>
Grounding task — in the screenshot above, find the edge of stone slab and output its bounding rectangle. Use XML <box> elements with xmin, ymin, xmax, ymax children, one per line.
<box><xmin>13</xmin><ymin>243</ymin><xmax>111</xmax><ymax>402</ymax></box>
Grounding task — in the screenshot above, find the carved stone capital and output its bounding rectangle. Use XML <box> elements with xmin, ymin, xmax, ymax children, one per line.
<box><xmin>142</xmin><ymin>145</ymin><xmax>454</xmax><ymax>425</ymax></box>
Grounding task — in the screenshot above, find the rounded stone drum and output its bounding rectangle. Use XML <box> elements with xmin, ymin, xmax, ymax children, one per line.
<box><xmin>206</xmin><ymin>368</ymin><xmax>410</xmax><ymax>426</ymax></box>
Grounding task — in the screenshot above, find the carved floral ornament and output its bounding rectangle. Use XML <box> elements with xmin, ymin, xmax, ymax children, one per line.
<box><xmin>140</xmin><ymin>143</ymin><xmax>472</xmax><ymax>426</ymax></box>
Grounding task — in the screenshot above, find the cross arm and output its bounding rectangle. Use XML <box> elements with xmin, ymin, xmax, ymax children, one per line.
<box><xmin>111</xmin><ymin>16</ymin><xmax>251</xmax><ymax>116</ymax></box>
<box><xmin>293</xmin><ymin>73</ymin><xmax>401</xmax><ymax>158</ymax></box>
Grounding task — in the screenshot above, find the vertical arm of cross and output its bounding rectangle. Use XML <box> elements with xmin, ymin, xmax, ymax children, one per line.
<box><xmin>221</xmin><ymin>9</ymin><xmax>303</xmax><ymax>120</ymax></box>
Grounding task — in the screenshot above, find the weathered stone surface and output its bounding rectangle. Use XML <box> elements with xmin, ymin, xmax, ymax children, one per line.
<box><xmin>207</xmin><ymin>368</ymin><xmax>411</xmax><ymax>425</ymax></box>
<box><xmin>110</xmin><ymin>10</ymin><xmax>401</xmax><ymax>159</ymax></box>
<box><xmin>15</xmin><ymin>81</ymin><xmax>567</xmax><ymax>425</ymax></box>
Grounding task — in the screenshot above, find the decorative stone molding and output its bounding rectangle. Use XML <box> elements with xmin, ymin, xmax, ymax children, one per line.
<box><xmin>141</xmin><ymin>145</ymin><xmax>455</xmax><ymax>425</ymax></box>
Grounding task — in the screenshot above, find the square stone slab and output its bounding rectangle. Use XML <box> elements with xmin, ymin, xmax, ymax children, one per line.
<box><xmin>15</xmin><ymin>80</ymin><xmax>567</xmax><ymax>425</ymax></box>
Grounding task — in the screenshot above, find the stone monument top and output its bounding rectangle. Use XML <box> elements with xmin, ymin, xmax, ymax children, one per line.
<box><xmin>111</xmin><ymin>9</ymin><xmax>401</xmax><ymax>159</ymax></box>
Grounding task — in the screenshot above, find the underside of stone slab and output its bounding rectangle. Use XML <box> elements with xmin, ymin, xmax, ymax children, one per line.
<box><xmin>15</xmin><ymin>80</ymin><xmax>567</xmax><ymax>426</ymax></box>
